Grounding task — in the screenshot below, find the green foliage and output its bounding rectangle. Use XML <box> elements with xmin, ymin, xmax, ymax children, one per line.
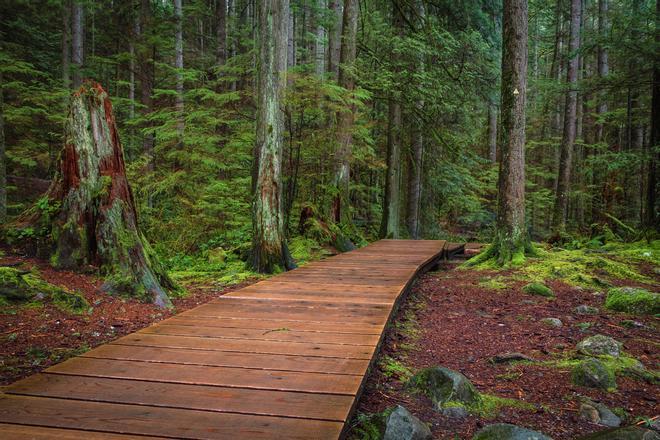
<box><xmin>605</xmin><ymin>287</ymin><xmax>660</xmax><ymax>315</ymax></box>
<box><xmin>379</xmin><ymin>355</ymin><xmax>413</xmax><ymax>381</ymax></box>
<box><xmin>522</xmin><ymin>282</ymin><xmax>554</xmax><ymax>298</ymax></box>
<box><xmin>478</xmin><ymin>276</ymin><xmax>510</xmax><ymax>290</ymax></box>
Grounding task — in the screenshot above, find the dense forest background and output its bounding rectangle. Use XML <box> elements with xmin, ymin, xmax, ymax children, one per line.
<box><xmin>0</xmin><ymin>0</ymin><xmax>657</xmax><ymax>269</ymax></box>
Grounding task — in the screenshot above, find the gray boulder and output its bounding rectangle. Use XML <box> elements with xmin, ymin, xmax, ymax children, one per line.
<box><xmin>578</xmin><ymin>399</ymin><xmax>621</xmax><ymax>427</ymax></box>
<box><xmin>576</xmin><ymin>426</ymin><xmax>660</xmax><ymax>440</ymax></box>
<box><xmin>410</xmin><ymin>366</ymin><xmax>480</xmax><ymax>409</ymax></box>
<box><xmin>541</xmin><ymin>318</ymin><xmax>563</xmax><ymax>327</ymax></box>
<box><xmin>383</xmin><ymin>405</ymin><xmax>432</xmax><ymax>440</ymax></box>
<box><xmin>472</xmin><ymin>423</ymin><xmax>552</xmax><ymax>440</ymax></box>
<box><xmin>571</xmin><ymin>358</ymin><xmax>616</xmax><ymax>390</ymax></box>
<box><xmin>575</xmin><ymin>305</ymin><xmax>599</xmax><ymax>315</ymax></box>
<box><xmin>577</xmin><ymin>335</ymin><xmax>622</xmax><ymax>357</ymax></box>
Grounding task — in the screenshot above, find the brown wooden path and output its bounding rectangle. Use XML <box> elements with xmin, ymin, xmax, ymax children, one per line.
<box><xmin>0</xmin><ymin>239</ymin><xmax>447</xmax><ymax>440</ymax></box>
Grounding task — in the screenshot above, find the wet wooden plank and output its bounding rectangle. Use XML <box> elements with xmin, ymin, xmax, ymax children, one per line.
<box><xmin>6</xmin><ymin>375</ymin><xmax>354</xmax><ymax>421</ymax></box>
<box><xmin>44</xmin><ymin>357</ymin><xmax>362</xmax><ymax>394</ymax></box>
<box><xmin>0</xmin><ymin>395</ymin><xmax>344</xmax><ymax>440</ymax></box>
<box><xmin>111</xmin><ymin>333</ymin><xmax>375</xmax><ymax>359</ymax></box>
<box><xmin>139</xmin><ymin>323</ymin><xmax>381</xmax><ymax>345</ymax></box>
<box><xmin>81</xmin><ymin>344</ymin><xmax>370</xmax><ymax>375</ymax></box>
<box><xmin>0</xmin><ymin>423</ymin><xmax>168</xmax><ymax>439</ymax></box>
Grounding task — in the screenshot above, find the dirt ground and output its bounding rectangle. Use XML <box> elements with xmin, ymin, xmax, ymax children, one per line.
<box><xmin>351</xmin><ymin>261</ymin><xmax>659</xmax><ymax>439</ymax></box>
<box><xmin>0</xmin><ymin>251</ymin><xmax>252</xmax><ymax>385</ymax></box>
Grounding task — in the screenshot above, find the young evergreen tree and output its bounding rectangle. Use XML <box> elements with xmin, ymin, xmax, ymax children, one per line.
<box><xmin>250</xmin><ymin>0</ymin><xmax>295</xmax><ymax>273</ymax></box>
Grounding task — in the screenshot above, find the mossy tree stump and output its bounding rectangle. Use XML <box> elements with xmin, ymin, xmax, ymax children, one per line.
<box><xmin>15</xmin><ymin>82</ymin><xmax>177</xmax><ymax>307</ymax></box>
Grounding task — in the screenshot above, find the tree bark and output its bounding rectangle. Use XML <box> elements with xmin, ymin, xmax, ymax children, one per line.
<box><xmin>250</xmin><ymin>0</ymin><xmax>294</xmax><ymax>273</ymax></box>
<box><xmin>174</xmin><ymin>0</ymin><xmax>184</xmax><ymax>149</ymax></box>
<box><xmin>407</xmin><ymin>115</ymin><xmax>423</xmax><ymax>239</ymax></box>
<box><xmin>315</xmin><ymin>0</ymin><xmax>326</xmax><ymax>75</ymax></box>
<box><xmin>487</xmin><ymin>102</ymin><xmax>497</xmax><ymax>162</ymax></box>
<box><xmin>331</xmin><ymin>0</ymin><xmax>358</xmax><ymax>225</ymax></box>
<box><xmin>327</xmin><ymin>0</ymin><xmax>343</xmax><ymax>78</ymax></box>
<box><xmin>0</xmin><ymin>71</ymin><xmax>6</xmax><ymax>223</ymax></box>
<box><xmin>139</xmin><ymin>0</ymin><xmax>154</xmax><ymax>177</ymax></box>
<box><xmin>595</xmin><ymin>0</ymin><xmax>608</xmax><ymax>144</ymax></box>
<box><xmin>16</xmin><ymin>83</ymin><xmax>177</xmax><ymax>307</ymax></box>
<box><xmin>552</xmin><ymin>0</ymin><xmax>581</xmax><ymax>236</ymax></box>
<box><xmin>72</xmin><ymin>0</ymin><xmax>84</xmax><ymax>88</ymax></box>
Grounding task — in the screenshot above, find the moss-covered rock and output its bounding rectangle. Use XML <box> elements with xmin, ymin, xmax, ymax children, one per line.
<box><xmin>576</xmin><ymin>426</ymin><xmax>660</xmax><ymax>440</ymax></box>
<box><xmin>577</xmin><ymin>335</ymin><xmax>622</xmax><ymax>357</ymax></box>
<box><xmin>0</xmin><ymin>267</ymin><xmax>35</xmax><ymax>301</ymax></box>
<box><xmin>605</xmin><ymin>287</ymin><xmax>660</xmax><ymax>315</ymax></box>
<box><xmin>383</xmin><ymin>405</ymin><xmax>432</xmax><ymax>440</ymax></box>
<box><xmin>522</xmin><ymin>282</ymin><xmax>554</xmax><ymax>297</ymax></box>
<box><xmin>409</xmin><ymin>366</ymin><xmax>481</xmax><ymax>409</ymax></box>
<box><xmin>472</xmin><ymin>423</ymin><xmax>552</xmax><ymax>440</ymax></box>
<box><xmin>571</xmin><ymin>358</ymin><xmax>616</xmax><ymax>390</ymax></box>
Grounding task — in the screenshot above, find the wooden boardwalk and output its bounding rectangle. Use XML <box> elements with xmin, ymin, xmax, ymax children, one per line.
<box><xmin>0</xmin><ymin>239</ymin><xmax>447</xmax><ymax>439</ymax></box>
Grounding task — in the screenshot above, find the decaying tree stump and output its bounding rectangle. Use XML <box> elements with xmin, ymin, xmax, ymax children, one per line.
<box><xmin>15</xmin><ymin>82</ymin><xmax>177</xmax><ymax>307</ymax></box>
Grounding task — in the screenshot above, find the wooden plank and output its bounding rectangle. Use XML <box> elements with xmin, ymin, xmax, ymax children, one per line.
<box><xmin>222</xmin><ymin>290</ymin><xmax>397</xmax><ymax>305</ymax></box>
<box><xmin>139</xmin><ymin>323</ymin><xmax>381</xmax><ymax>346</ymax></box>
<box><xmin>0</xmin><ymin>423</ymin><xmax>168</xmax><ymax>439</ymax></box>
<box><xmin>237</xmin><ymin>281</ymin><xmax>401</xmax><ymax>294</ymax></box>
<box><xmin>44</xmin><ymin>357</ymin><xmax>362</xmax><ymax>395</ymax></box>
<box><xmin>208</xmin><ymin>297</ymin><xmax>393</xmax><ymax>311</ymax></box>
<box><xmin>162</xmin><ymin>315</ymin><xmax>384</xmax><ymax>335</ymax></box>
<box><xmin>81</xmin><ymin>344</ymin><xmax>370</xmax><ymax>375</ymax></box>
<box><xmin>0</xmin><ymin>395</ymin><xmax>344</xmax><ymax>440</ymax></box>
<box><xmin>111</xmin><ymin>334</ymin><xmax>375</xmax><ymax>359</ymax></box>
<box><xmin>6</xmin><ymin>374</ymin><xmax>354</xmax><ymax>421</ymax></box>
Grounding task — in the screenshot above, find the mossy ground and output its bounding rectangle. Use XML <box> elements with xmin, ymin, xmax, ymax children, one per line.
<box><xmin>440</xmin><ymin>393</ymin><xmax>535</xmax><ymax>418</ymax></box>
<box><xmin>605</xmin><ymin>287</ymin><xmax>659</xmax><ymax>315</ymax></box>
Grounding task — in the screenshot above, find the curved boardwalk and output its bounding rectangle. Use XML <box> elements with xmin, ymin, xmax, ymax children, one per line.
<box><xmin>0</xmin><ymin>239</ymin><xmax>447</xmax><ymax>439</ymax></box>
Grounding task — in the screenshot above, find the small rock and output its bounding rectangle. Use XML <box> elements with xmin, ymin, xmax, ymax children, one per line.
<box><xmin>383</xmin><ymin>405</ymin><xmax>432</xmax><ymax>440</ymax></box>
<box><xmin>490</xmin><ymin>352</ymin><xmax>535</xmax><ymax>364</ymax></box>
<box><xmin>91</xmin><ymin>331</ymin><xmax>101</xmax><ymax>338</ymax></box>
<box><xmin>577</xmin><ymin>335</ymin><xmax>622</xmax><ymax>357</ymax></box>
<box><xmin>522</xmin><ymin>282</ymin><xmax>555</xmax><ymax>298</ymax></box>
<box><xmin>575</xmin><ymin>305</ymin><xmax>599</xmax><ymax>315</ymax></box>
<box><xmin>571</xmin><ymin>358</ymin><xmax>616</xmax><ymax>390</ymax></box>
<box><xmin>410</xmin><ymin>366</ymin><xmax>480</xmax><ymax>408</ymax></box>
<box><xmin>541</xmin><ymin>318</ymin><xmax>563</xmax><ymax>328</ymax></box>
<box><xmin>472</xmin><ymin>423</ymin><xmax>553</xmax><ymax>440</ymax></box>
<box><xmin>442</xmin><ymin>406</ymin><xmax>469</xmax><ymax>419</ymax></box>
<box><xmin>578</xmin><ymin>400</ymin><xmax>621</xmax><ymax>427</ymax></box>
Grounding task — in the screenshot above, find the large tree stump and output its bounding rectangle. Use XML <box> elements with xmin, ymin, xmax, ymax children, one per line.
<box><xmin>16</xmin><ymin>82</ymin><xmax>177</xmax><ymax>307</ymax></box>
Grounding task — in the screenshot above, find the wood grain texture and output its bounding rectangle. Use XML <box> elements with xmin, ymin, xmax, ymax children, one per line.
<box><xmin>0</xmin><ymin>239</ymin><xmax>446</xmax><ymax>439</ymax></box>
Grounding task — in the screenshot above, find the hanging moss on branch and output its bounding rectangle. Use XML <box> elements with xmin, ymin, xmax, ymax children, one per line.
<box><xmin>9</xmin><ymin>81</ymin><xmax>179</xmax><ymax>307</ymax></box>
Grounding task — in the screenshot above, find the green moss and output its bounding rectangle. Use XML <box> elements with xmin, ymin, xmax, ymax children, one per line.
<box><xmin>0</xmin><ymin>267</ymin><xmax>34</xmax><ymax>300</ymax></box>
<box><xmin>23</xmin><ymin>273</ymin><xmax>89</xmax><ymax>314</ymax></box>
<box><xmin>350</xmin><ymin>408</ymin><xmax>394</xmax><ymax>440</ymax></box>
<box><xmin>571</xmin><ymin>358</ymin><xmax>617</xmax><ymax>390</ymax></box>
<box><xmin>520</xmin><ymin>244</ymin><xmax>653</xmax><ymax>288</ymax></box>
<box><xmin>288</xmin><ymin>236</ymin><xmax>330</xmax><ymax>265</ymax></box>
<box><xmin>478</xmin><ymin>276</ymin><xmax>510</xmax><ymax>290</ymax></box>
<box><xmin>379</xmin><ymin>355</ymin><xmax>413</xmax><ymax>381</ymax></box>
<box><xmin>605</xmin><ymin>287</ymin><xmax>659</xmax><ymax>315</ymax></box>
<box><xmin>522</xmin><ymin>282</ymin><xmax>554</xmax><ymax>297</ymax></box>
<box><xmin>439</xmin><ymin>394</ymin><xmax>534</xmax><ymax>419</ymax></box>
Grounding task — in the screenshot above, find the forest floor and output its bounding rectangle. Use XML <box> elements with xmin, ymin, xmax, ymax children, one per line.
<box><xmin>0</xmin><ymin>249</ymin><xmax>258</xmax><ymax>385</ymax></box>
<box><xmin>350</xmin><ymin>244</ymin><xmax>659</xmax><ymax>439</ymax></box>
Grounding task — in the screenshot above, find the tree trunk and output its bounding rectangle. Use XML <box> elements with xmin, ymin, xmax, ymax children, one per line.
<box><xmin>327</xmin><ymin>0</ymin><xmax>342</xmax><ymax>78</ymax></box>
<box><xmin>0</xmin><ymin>71</ymin><xmax>6</xmax><ymax>223</ymax></box>
<box><xmin>174</xmin><ymin>0</ymin><xmax>184</xmax><ymax>149</ymax></box>
<box><xmin>407</xmin><ymin>115</ymin><xmax>423</xmax><ymax>239</ymax></box>
<box><xmin>646</xmin><ymin>0</ymin><xmax>660</xmax><ymax>228</ymax></box>
<box><xmin>315</xmin><ymin>0</ymin><xmax>326</xmax><ymax>75</ymax></box>
<box><xmin>139</xmin><ymin>0</ymin><xmax>154</xmax><ymax>176</ymax></box>
<box><xmin>552</xmin><ymin>0</ymin><xmax>581</xmax><ymax>236</ymax></box>
<box><xmin>287</xmin><ymin>5</ymin><xmax>295</xmax><ymax>68</ymax></box>
<box><xmin>72</xmin><ymin>0</ymin><xmax>84</xmax><ymax>88</ymax></box>
<box><xmin>469</xmin><ymin>0</ymin><xmax>531</xmax><ymax>266</ymax></box>
<box><xmin>595</xmin><ymin>0</ymin><xmax>608</xmax><ymax>145</ymax></box>
<box><xmin>331</xmin><ymin>0</ymin><xmax>358</xmax><ymax>225</ymax></box>
<box><xmin>217</xmin><ymin>0</ymin><xmax>227</xmax><ymax>66</ymax></box>
<box><xmin>487</xmin><ymin>102</ymin><xmax>497</xmax><ymax>162</ymax></box>
<box><xmin>62</xmin><ymin>0</ymin><xmax>71</xmax><ymax>90</ymax></box>
<box><xmin>17</xmin><ymin>83</ymin><xmax>178</xmax><ymax>307</ymax></box>
<box><xmin>380</xmin><ymin>4</ymin><xmax>403</xmax><ymax>239</ymax></box>
<box><xmin>250</xmin><ymin>0</ymin><xmax>294</xmax><ymax>273</ymax></box>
